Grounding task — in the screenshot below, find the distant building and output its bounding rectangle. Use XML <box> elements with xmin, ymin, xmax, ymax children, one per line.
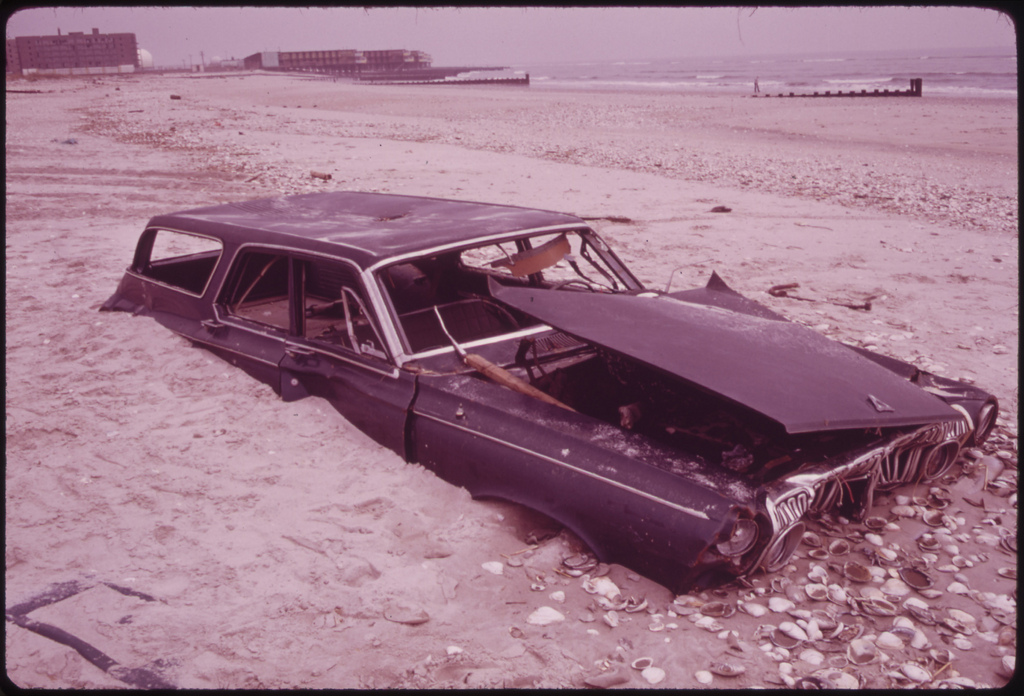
<box><xmin>243</xmin><ymin>48</ymin><xmax>431</xmax><ymax>74</ymax></box>
<box><xmin>6</xmin><ymin>27</ymin><xmax>138</xmax><ymax>76</ymax></box>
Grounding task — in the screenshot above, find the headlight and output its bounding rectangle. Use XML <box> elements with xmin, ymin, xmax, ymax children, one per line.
<box><xmin>973</xmin><ymin>401</ymin><xmax>998</xmax><ymax>446</ymax></box>
<box><xmin>760</xmin><ymin>522</ymin><xmax>805</xmax><ymax>572</ymax></box>
<box><xmin>716</xmin><ymin>517</ymin><xmax>759</xmax><ymax>557</ymax></box>
<box><xmin>920</xmin><ymin>441</ymin><xmax>960</xmax><ymax>481</ymax></box>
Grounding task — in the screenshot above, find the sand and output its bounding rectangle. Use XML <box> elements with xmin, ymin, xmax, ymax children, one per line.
<box><xmin>5</xmin><ymin>71</ymin><xmax>1017</xmax><ymax>689</ymax></box>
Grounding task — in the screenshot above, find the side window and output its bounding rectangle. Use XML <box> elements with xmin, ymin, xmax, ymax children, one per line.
<box><xmin>219</xmin><ymin>251</ymin><xmax>291</xmax><ymax>331</ymax></box>
<box><xmin>134</xmin><ymin>229</ymin><xmax>222</xmax><ymax>295</ymax></box>
<box><xmin>302</xmin><ymin>258</ymin><xmax>388</xmax><ymax>361</ymax></box>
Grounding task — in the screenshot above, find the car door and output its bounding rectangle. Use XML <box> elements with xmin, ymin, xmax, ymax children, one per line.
<box><xmin>196</xmin><ymin>247</ymin><xmax>295</xmax><ymax>393</ymax></box>
<box><xmin>276</xmin><ymin>254</ymin><xmax>416</xmax><ymax>456</ymax></box>
<box><xmin>406</xmin><ymin>349</ymin><xmax>737</xmax><ymax>582</ymax></box>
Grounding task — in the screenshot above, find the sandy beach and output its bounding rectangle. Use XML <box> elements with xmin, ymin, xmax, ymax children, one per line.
<box><xmin>5</xmin><ymin>71</ymin><xmax>1017</xmax><ymax>689</ymax></box>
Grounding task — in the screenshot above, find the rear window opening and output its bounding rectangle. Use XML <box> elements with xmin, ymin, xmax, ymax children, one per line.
<box><xmin>134</xmin><ymin>229</ymin><xmax>222</xmax><ymax>295</ymax></box>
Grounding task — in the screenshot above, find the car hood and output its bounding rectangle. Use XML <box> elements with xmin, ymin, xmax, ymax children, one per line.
<box><xmin>490</xmin><ymin>279</ymin><xmax>959</xmax><ymax>434</ymax></box>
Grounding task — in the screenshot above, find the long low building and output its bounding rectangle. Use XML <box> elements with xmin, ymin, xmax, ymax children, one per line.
<box><xmin>6</xmin><ymin>27</ymin><xmax>138</xmax><ymax>76</ymax></box>
<box><xmin>243</xmin><ymin>48</ymin><xmax>431</xmax><ymax>74</ymax></box>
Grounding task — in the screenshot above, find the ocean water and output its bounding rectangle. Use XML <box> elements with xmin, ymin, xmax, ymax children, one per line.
<box><xmin>514</xmin><ymin>46</ymin><xmax>1016</xmax><ymax>98</ymax></box>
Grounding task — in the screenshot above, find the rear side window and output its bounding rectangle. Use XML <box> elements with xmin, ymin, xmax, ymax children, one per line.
<box><xmin>134</xmin><ymin>229</ymin><xmax>222</xmax><ymax>295</ymax></box>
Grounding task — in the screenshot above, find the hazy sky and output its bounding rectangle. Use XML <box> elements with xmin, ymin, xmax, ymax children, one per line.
<box><xmin>5</xmin><ymin>6</ymin><xmax>1016</xmax><ymax>68</ymax></box>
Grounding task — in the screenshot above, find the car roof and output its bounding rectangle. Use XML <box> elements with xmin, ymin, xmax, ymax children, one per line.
<box><xmin>147</xmin><ymin>192</ymin><xmax>586</xmax><ymax>269</ymax></box>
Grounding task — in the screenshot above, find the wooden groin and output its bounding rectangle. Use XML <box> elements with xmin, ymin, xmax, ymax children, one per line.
<box><xmin>755</xmin><ymin>78</ymin><xmax>922</xmax><ymax>98</ymax></box>
<box><xmin>366</xmin><ymin>75</ymin><xmax>529</xmax><ymax>87</ymax></box>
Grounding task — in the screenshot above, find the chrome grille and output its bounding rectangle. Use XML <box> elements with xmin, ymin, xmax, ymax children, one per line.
<box><xmin>772</xmin><ymin>489</ymin><xmax>813</xmax><ymax>529</ymax></box>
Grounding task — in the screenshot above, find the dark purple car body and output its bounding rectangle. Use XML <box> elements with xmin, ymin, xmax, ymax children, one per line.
<box><xmin>102</xmin><ymin>192</ymin><xmax>998</xmax><ymax>591</ymax></box>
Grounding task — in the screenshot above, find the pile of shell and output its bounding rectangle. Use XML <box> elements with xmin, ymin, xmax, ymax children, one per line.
<box><xmin>558</xmin><ymin>423</ymin><xmax>1016</xmax><ymax>689</ymax></box>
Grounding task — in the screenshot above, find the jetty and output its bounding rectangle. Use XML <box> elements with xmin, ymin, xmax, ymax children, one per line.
<box><xmin>357</xmin><ymin>66</ymin><xmax>528</xmax><ymax>87</ymax></box>
<box><xmin>755</xmin><ymin>78</ymin><xmax>922</xmax><ymax>98</ymax></box>
<box><xmin>363</xmin><ymin>74</ymin><xmax>529</xmax><ymax>87</ymax></box>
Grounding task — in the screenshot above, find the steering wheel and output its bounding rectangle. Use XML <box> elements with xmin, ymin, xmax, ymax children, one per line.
<box><xmin>551</xmin><ymin>279</ymin><xmax>601</xmax><ymax>292</ymax></box>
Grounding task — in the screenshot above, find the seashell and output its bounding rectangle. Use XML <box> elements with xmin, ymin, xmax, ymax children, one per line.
<box><xmin>946</xmin><ymin>581</ymin><xmax>970</xmax><ymax>595</ymax></box>
<box><xmin>826</xmin><ymin>584</ymin><xmax>847</xmax><ymax>604</ymax></box>
<box><xmin>916</xmin><ymin>534</ymin><xmax>941</xmax><ymax>551</ymax></box>
<box><xmin>699</xmin><ymin>600</ymin><xmax>728</xmax><ymax>617</ymax></box>
<box><xmin>802</xmin><ymin>531</ymin><xmax>823</xmax><ymax>547</ymax></box>
<box><xmin>823</xmin><ymin>669</ymin><xmax>860</xmax><ymax>689</ymax></box>
<box><xmin>810</xmin><ymin>609</ymin><xmax>838</xmax><ymax>632</ymax></box>
<box><xmin>563</xmin><ymin>553</ymin><xmax>595</xmax><ymax>569</ymax></box>
<box><xmin>641</xmin><ymin>666</ymin><xmax>666</xmax><ymax>685</ymax></box>
<box><xmin>900</xmin><ymin>662</ymin><xmax>931</xmax><ymax>683</ymax></box>
<box><xmin>807</xmin><ymin>565</ymin><xmax>829</xmax><ymax>583</ymax></box>
<box><xmin>737</xmin><ymin>600</ymin><xmax>768</xmax><ymax>618</ymax></box>
<box><xmin>709</xmin><ymin>662</ymin><xmax>745</xmax><ymax>677</ymax></box>
<box><xmin>768</xmin><ymin>596</ymin><xmax>796</xmax><ymax>613</ymax></box>
<box><xmin>624</xmin><ymin>596</ymin><xmax>648</xmax><ymax>613</ymax></box>
<box><xmin>631</xmin><ymin>657</ymin><xmax>654</xmax><ymax>671</ymax></box>
<box><xmin>951</xmin><ymin>555</ymin><xmax>972</xmax><ymax>568</ymax></box>
<box><xmin>832</xmin><ymin>622</ymin><xmax>863</xmax><ymax>642</ymax></box>
<box><xmin>826</xmin><ymin>538</ymin><xmax>850</xmax><ymax>556</ymax></box>
<box><xmin>952</xmin><ymin>637</ymin><xmax>974</xmax><ymax>651</ymax></box>
<box><xmin>805</xmin><ymin>583</ymin><xmax>829</xmax><ymax>601</ymax></box>
<box><xmin>583</xmin><ymin>668</ymin><xmax>629</xmax><ymax>689</ymax></box>
<box><xmin>847</xmin><ymin>638</ymin><xmax>878</xmax><ymax>665</ymax></box>
<box><xmin>860</xmin><ymin>597</ymin><xmax>897</xmax><ymax>616</ymax></box>
<box><xmin>771</xmin><ymin>627</ymin><xmax>802</xmax><ymax>649</ymax></box>
<box><xmin>481</xmin><ymin>561</ymin><xmax>504</xmax><ymax>575</ymax></box>
<box><xmin>807</xmin><ymin>548</ymin><xmax>830</xmax><ymax>561</ymax></box>
<box><xmin>827</xmin><ymin>654</ymin><xmax>850</xmax><ymax>669</ymax></box>
<box><xmin>864</xmin><ymin>532</ymin><xmax>884</xmax><ymax>546</ymax></box>
<box><xmin>648</xmin><ymin>619</ymin><xmax>665</xmax><ymax>632</ymax></box>
<box><xmin>927</xmin><ymin>487</ymin><xmax>952</xmax><ymax>509</ymax></box>
<box><xmin>876</xmin><ymin>631</ymin><xmax>905</xmax><ymax>650</ymax></box>
<box><xmin>785</xmin><ymin>583</ymin><xmax>808</xmax><ymax>603</ymax></box>
<box><xmin>527</xmin><ymin>606</ymin><xmax>565</xmax><ymax>626</ymax></box>
<box><xmin>863</xmin><ymin>516</ymin><xmax>888</xmax><ymax>530</ymax></box>
<box><xmin>779</xmin><ymin>621</ymin><xmax>809</xmax><ymax>642</ymax></box>
<box><xmin>875</xmin><ymin>547</ymin><xmax>900</xmax><ymax>564</ymax></box>
<box><xmin>999</xmin><ymin>535</ymin><xmax>1016</xmax><ymax>554</ymax></box>
<box><xmin>583</xmin><ymin>576</ymin><xmax>621</xmax><ymax>600</ymax></box>
<box><xmin>929</xmin><ymin>648</ymin><xmax>954</xmax><ymax>665</ymax></box>
<box><xmin>922</xmin><ymin>510</ymin><xmax>947</xmax><ymax>527</ymax></box>
<box><xmin>672</xmin><ymin>594</ymin><xmax>703</xmax><ymax>608</ymax></box>
<box><xmin>999</xmin><ymin>656</ymin><xmax>1015</xmax><ymax>679</ymax></box>
<box><xmin>798</xmin><ymin>648</ymin><xmax>825</xmax><ymax>666</ymax></box>
<box><xmin>595</xmin><ymin>596</ymin><xmax>626</xmax><ymax>611</ymax></box>
<box><xmin>910</xmin><ymin>629</ymin><xmax>932</xmax><ymax>650</ymax></box>
<box><xmin>880</xmin><ymin>577</ymin><xmax>911</xmax><ymax>598</ymax></box>
<box><xmin>694</xmin><ymin>615</ymin><xmax>724</xmax><ymax>632</ymax></box>
<box><xmin>843</xmin><ymin>561</ymin><xmax>872</xmax><ymax>583</ymax></box>
<box><xmin>891</xmin><ymin>504</ymin><xmax>917</xmax><ymax>518</ymax></box>
<box><xmin>578</xmin><ymin>611</ymin><xmax>596</xmax><ymax>623</ymax></box>
<box><xmin>898</xmin><ymin>566</ymin><xmax>934</xmax><ymax>590</ymax></box>
<box><xmin>694</xmin><ymin>670</ymin><xmax>713</xmax><ymax>685</ymax></box>
<box><xmin>771</xmin><ymin>576</ymin><xmax>791</xmax><ymax>593</ymax></box>
<box><xmin>603</xmin><ymin>611</ymin><xmax>619</xmax><ymax>628</ymax></box>
<box><xmin>917</xmin><ymin>588</ymin><xmax>944</xmax><ymax>600</ymax></box>
<box><xmin>859</xmin><ymin>585</ymin><xmax>885</xmax><ymax>600</ymax></box>
<box><xmin>996</xmin><ymin>567</ymin><xmax>1017</xmax><ymax>580</ymax></box>
<box><xmin>946</xmin><ymin>608</ymin><xmax>977</xmax><ymax>631</ymax></box>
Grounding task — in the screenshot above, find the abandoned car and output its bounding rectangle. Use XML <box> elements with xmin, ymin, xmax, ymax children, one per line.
<box><xmin>102</xmin><ymin>192</ymin><xmax>998</xmax><ymax>591</ymax></box>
